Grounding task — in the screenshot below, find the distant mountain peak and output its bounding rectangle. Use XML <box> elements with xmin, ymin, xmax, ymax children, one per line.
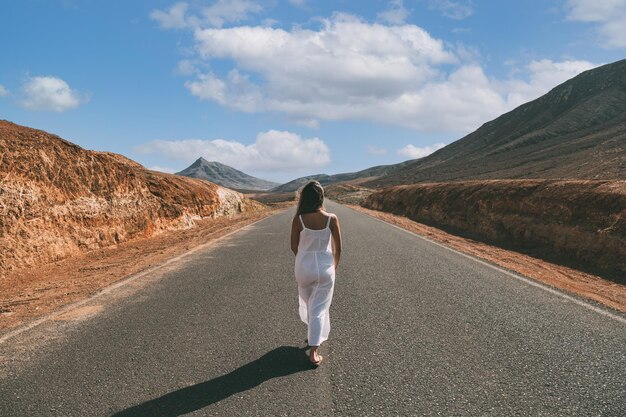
<box><xmin>176</xmin><ymin>158</ymin><xmax>278</xmax><ymax>192</ymax></box>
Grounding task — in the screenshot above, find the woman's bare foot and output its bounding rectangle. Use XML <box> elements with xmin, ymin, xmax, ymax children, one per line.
<box><xmin>310</xmin><ymin>347</ymin><xmax>322</xmax><ymax>366</ymax></box>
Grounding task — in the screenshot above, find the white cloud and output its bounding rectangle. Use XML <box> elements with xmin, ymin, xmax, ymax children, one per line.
<box><xmin>565</xmin><ymin>0</ymin><xmax>626</xmax><ymax>47</ymax></box>
<box><xmin>150</xmin><ymin>0</ymin><xmax>262</xmax><ymax>29</ymax></box>
<box><xmin>20</xmin><ymin>76</ymin><xmax>85</xmax><ymax>112</ymax></box>
<box><xmin>149</xmin><ymin>165</ymin><xmax>177</xmax><ymax>174</ymax></box>
<box><xmin>135</xmin><ymin>130</ymin><xmax>330</xmax><ymax>173</ymax></box>
<box><xmin>501</xmin><ymin>59</ymin><xmax>597</xmax><ymax>108</ymax></box>
<box><xmin>185</xmin><ymin>69</ymin><xmax>262</xmax><ymax>112</ymax></box>
<box><xmin>398</xmin><ymin>142</ymin><xmax>446</xmax><ymax>159</ymax></box>
<box><xmin>154</xmin><ymin>6</ymin><xmax>599</xmax><ymax>134</ymax></box>
<box><xmin>429</xmin><ymin>0</ymin><xmax>474</xmax><ymax>20</ymax></box>
<box><xmin>176</xmin><ymin>59</ymin><xmax>199</xmax><ymax>75</ymax></box>
<box><xmin>187</xmin><ymin>56</ymin><xmax>596</xmax><ymax>133</ymax></box>
<box><xmin>201</xmin><ymin>0</ymin><xmax>262</xmax><ymax>27</ymax></box>
<box><xmin>150</xmin><ymin>2</ymin><xmax>189</xmax><ymax>29</ymax></box>
<box><xmin>367</xmin><ymin>145</ymin><xmax>387</xmax><ymax>155</ymax></box>
<box><xmin>378</xmin><ymin>0</ymin><xmax>409</xmax><ymax>24</ymax></box>
<box><xmin>187</xmin><ymin>13</ymin><xmax>467</xmax><ymax>130</ymax></box>
<box><xmin>0</xmin><ymin>85</ymin><xmax>9</xmax><ymax>97</ymax></box>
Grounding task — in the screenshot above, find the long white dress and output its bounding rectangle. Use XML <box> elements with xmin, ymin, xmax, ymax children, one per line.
<box><xmin>295</xmin><ymin>213</ymin><xmax>336</xmax><ymax>347</ymax></box>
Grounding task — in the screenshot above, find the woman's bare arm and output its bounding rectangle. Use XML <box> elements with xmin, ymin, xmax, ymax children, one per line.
<box><xmin>291</xmin><ymin>216</ymin><xmax>301</xmax><ymax>256</ymax></box>
<box><xmin>330</xmin><ymin>215</ymin><xmax>342</xmax><ymax>269</ymax></box>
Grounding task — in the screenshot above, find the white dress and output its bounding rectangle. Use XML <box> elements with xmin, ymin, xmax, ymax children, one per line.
<box><xmin>295</xmin><ymin>213</ymin><xmax>336</xmax><ymax>346</ymax></box>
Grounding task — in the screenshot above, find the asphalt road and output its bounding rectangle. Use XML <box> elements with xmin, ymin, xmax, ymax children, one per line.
<box><xmin>1</xmin><ymin>201</ymin><xmax>625</xmax><ymax>416</ymax></box>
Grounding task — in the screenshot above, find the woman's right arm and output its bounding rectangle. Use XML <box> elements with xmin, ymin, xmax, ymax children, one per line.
<box><xmin>291</xmin><ymin>216</ymin><xmax>300</xmax><ymax>256</ymax></box>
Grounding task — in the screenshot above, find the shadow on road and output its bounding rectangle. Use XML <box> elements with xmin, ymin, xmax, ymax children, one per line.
<box><xmin>110</xmin><ymin>345</ymin><xmax>312</xmax><ymax>416</ymax></box>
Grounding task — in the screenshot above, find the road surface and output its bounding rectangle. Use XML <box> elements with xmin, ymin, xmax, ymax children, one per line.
<box><xmin>1</xmin><ymin>201</ymin><xmax>625</xmax><ymax>416</ymax></box>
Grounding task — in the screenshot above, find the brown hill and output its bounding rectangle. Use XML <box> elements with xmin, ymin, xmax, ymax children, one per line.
<box><xmin>0</xmin><ymin>120</ymin><xmax>260</xmax><ymax>273</ymax></box>
<box><xmin>367</xmin><ymin>59</ymin><xmax>626</xmax><ymax>187</ymax></box>
<box><xmin>363</xmin><ymin>180</ymin><xmax>626</xmax><ymax>281</ymax></box>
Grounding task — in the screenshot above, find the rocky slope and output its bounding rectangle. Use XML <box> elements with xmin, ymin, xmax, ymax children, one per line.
<box><xmin>271</xmin><ymin>160</ymin><xmax>414</xmax><ymax>193</ymax></box>
<box><xmin>368</xmin><ymin>59</ymin><xmax>626</xmax><ymax>187</ymax></box>
<box><xmin>177</xmin><ymin>158</ymin><xmax>278</xmax><ymax>191</ymax></box>
<box><xmin>0</xmin><ymin>121</ymin><xmax>260</xmax><ymax>273</ymax></box>
<box><xmin>324</xmin><ymin>183</ymin><xmax>374</xmax><ymax>205</ymax></box>
<box><xmin>363</xmin><ymin>180</ymin><xmax>626</xmax><ymax>280</ymax></box>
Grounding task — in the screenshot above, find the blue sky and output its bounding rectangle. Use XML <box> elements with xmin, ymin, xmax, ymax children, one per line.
<box><xmin>1</xmin><ymin>0</ymin><xmax>625</xmax><ymax>183</ymax></box>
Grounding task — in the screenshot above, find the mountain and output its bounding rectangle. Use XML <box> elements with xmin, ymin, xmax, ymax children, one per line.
<box><xmin>0</xmin><ymin>121</ymin><xmax>259</xmax><ymax>273</ymax></box>
<box><xmin>367</xmin><ymin>59</ymin><xmax>626</xmax><ymax>188</ymax></box>
<box><xmin>176</xmin><ymin>158</ymin><xmax>279</xmax><ymax>191</ymax></box>
<box><xmin>270</xmin><ymin>160</ymin><xmax>414</xmax><ymax>193</ymax></box>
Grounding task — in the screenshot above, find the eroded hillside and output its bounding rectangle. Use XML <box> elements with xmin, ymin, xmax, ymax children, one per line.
<box><xmin>0</xmin><ymin>121</ymin><xmax>261</xmax><ymax>273</ymax></box>
<box><xmin>363</xmin><ymin>180</ymin><xmax>626</xmax><ymax>280</ymax></box>
<box><xmin>368</xmin><ymin>59</ymin><xmax>626</xmax><ymax>187</ymax></box>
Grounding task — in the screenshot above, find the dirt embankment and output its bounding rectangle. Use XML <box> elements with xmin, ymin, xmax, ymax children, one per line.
<box><xmin>363</xmin><ymin>180</ymin><xmax>626</xmax><ymax>281</ymax></box>
<box><xmin>0</xmin><ymin>120</ymin><xmax>262</xmax><ymax>274</ymax></box>
<box><xmin>325</xmin><ymin>183</ymin><xmax>374</xmax><ymax>205</ymax></box>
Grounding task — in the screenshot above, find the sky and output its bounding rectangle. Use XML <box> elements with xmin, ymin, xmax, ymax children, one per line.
<box><xmin>1</xmin><ymin>0</ymin><xmax>625</xmax><ymax>183</ymax></box>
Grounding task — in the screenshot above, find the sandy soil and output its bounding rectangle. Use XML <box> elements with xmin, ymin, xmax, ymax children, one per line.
<box><xmin>349</xmin><ymin>205</ymin><xmax>626</xmax><ymax>314</ymax></box>
<box><xmin>0</xmin><ymin>206</ymin><xmax>288</xmax><ymax>334</ymax></box>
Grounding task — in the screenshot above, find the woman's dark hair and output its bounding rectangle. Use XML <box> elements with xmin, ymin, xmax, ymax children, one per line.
<box><xmin>296</xmin><ymin>181</ymin><xmax>325</xmax><ymax>215</ymax></box>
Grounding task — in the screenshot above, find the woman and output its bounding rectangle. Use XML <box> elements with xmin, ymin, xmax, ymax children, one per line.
<box><xmin>290</xmin><ymin>181</ymin><xmax>342</xmax><ymax>366</ymax></box>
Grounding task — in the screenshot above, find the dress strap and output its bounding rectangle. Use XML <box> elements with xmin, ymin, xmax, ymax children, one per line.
<box><xmin>299</xmin><ymin>215</ymin><xmax>305</xmax><ymax>228</ymax></box>
<box><xmin>325</xmin><ymin>214</ymin><xmax>332</xmax><ymax>229</ymax></box>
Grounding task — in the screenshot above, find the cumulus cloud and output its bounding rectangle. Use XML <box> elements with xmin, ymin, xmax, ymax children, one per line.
<box><xmin>378</xmin><ymin>0</ymin><xmax>409</xmax><ymax>24</ymax></box>
<box><xmin>367</xmin><ymin>145</ymin><xmax>387</xmax><ymax>155</ymax></box>
<box><xmin>176</xmin><ymin>59</ymin><xmax>199</xmax><ymax>75</ymax></box>
<box><xmin>150</xmin><ymin>2</ymin><xmax>189</xmax><ymax>29</ymax></box>
<box><xmin>428</xmin><ymin>0</ymin><xmax>474</xmax><ymax>20</ymax></box>
<box><xmin>185</xmin><ymin>70</ymin><xmax>262</xmax><ymax>112</ymax></box>
<box><xmin>0</xmin><ymin>85</ymin><xmax>9</xmax><ymax>97</ymax></box>
<box><xmin>501</xmin><ymin>59</ymin><xmax>597</xmax><ymax>108</ymax></box>
<box><xmin>150</xmin><ymin>0</ymin><xmax>262</xmax><ymax>29</ymax></box>
<box><xmin>20</xmin><ymin>76</ymin><xmax>85</xmax><ymax>112</ymax></box>
<box><xmin>149</xmin><ymin>165</ymin><xmax>177</xmax><ymax>174</ymax></box>
<box><xmin>565</xmin><ymin>0</ymin><xmax>626</xmax><ymax>47</ymax></box>
<box><xmin>154</xmin><ymin>5</ymin><xmax>599</xmax><ymax>134</ymax></box>
<box><xmin>201</xmin><ymin>0</ymin><xmax>262</xmax><ymax>27</ymax></box>
<box><xmin>398</xmin><ymin>142</ymin><xmax>446</xmax><ymax>159</ymax></box>
<box><xmin>193</xmin><ymin>54</ymin><xmax>595</xmax><ymax>133</ymax></box>
<box><xmin>135</xmin><ymin>130</ymin><xmax>330</xmax><ymax>173</ymax></box>
<box><xmin>186</xmin><ymin>13</ymin><xmax>471</xmax><ymax>130</ymax></box>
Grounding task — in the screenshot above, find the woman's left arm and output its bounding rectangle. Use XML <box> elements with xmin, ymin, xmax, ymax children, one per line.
<box><xmin>330</xmin><ymin>215</ymin><xmax>342</xmax><ymax>269</ymax></box>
